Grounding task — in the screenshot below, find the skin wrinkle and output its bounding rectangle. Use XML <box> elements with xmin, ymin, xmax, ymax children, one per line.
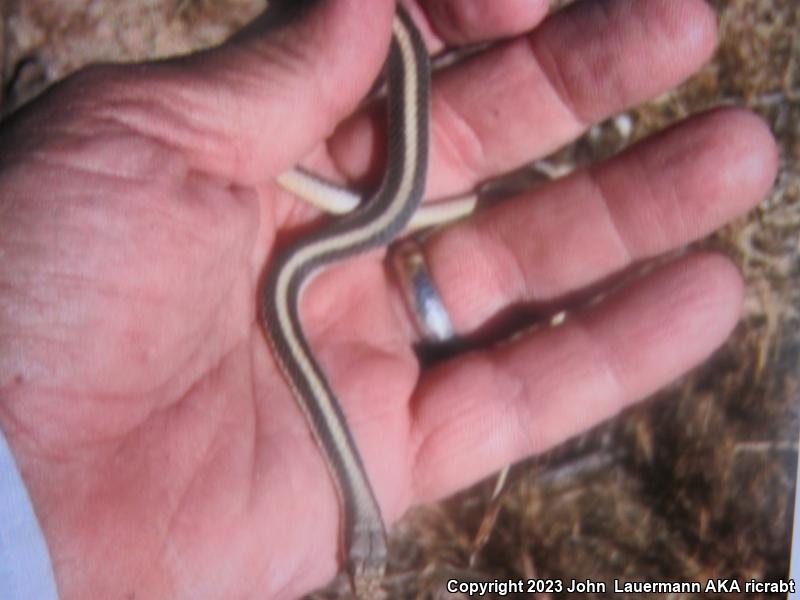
<box><xmin>0</xmin><ymin>335</ymin><xmax>69</xmax><ymax>390</ymax></box>
<box><xmin>514</xmin><ymin>177</ymin><xmax>610</xmax><ymax>297</ymax></box>
<box><xmin>430</xmin><ymin>90</ymin><xmax>487</xmax><ymax>186</ymax></box>
<box><xmin>524</xmin><ymin>19</ymin><xmax>588</xmax><ymax>134</ymax></box>
<box><xmin>307</xmin><ymin>39</ymin><xmax>368</xmax><ymax>139</ymax></box>
<box><xmin>172</xmin><ymin>338</ymin><xmax>246</xmax><ymax>419</ymax></box>
<box><xmin>157</xmin><ymin>351</ymin><xmax>266</xmax><ymax>594</ymax></box>
<box><xmin>84</xmin><ymin>70</ymin><xmax>186</xmax><ymax>126</ymax></box>
<box><xmin>19</xmin><ymin>402</ymin><xmax>113</xmax><ymax>465</ymax></box>
<box><xmin>117</xmin><ymin>304</ymin><xmax>203</xmax><ymax>397</ymax></box>
<box><xmin>25</xmin><ymin>143</ymin><xmax>184</xmax><ymax>188</ymax></box>
<box><xmin>14</xmin><ymin>334</ymin><xmax>199</xmax><ymax>454</ymax></box>
<box><xmin>0</xmin><ymin>401</ymin><xmax>42</xmax><ymax>460</ymax></box>
<box><xmin>269</xmin><ymin>184</ymin><xmax>302</xmax><ymax>233</ymax></box>
<box><xmin>657</xmin><ymin>114</ymin><xmax>760</xmax><ymax>239</ymax></box>
<box><xmin>651</xmin><ymin>154</ymin><xmax>692</xmax><ymax>249</ymax></box>
<box><xmin>171</xmin><ymin>303</ymin><xmax>249</xmax><ymax>402</ymax></box>
<box><xmin>566</xmin><ymin>313</ymin><xmax>630</xmax><ymax>419</ymax></box>
<box><xmin>109</xmin><ymin>68</ymin><xmax>267</xmax><ymax>182</ymax></box>
<box><xmin>27</xmin><ymin>155</ymin><xmax>207</xmax><ymax>276</ymax></box>
<box><xmin>39</xmin><ymin>274</ymin><xmax>148</xmax><ymax>327</ymax></box>
<box><xmin>249</xmin><ymin>395</ymin><xmax>311</xmax><ymax>497</ymax></box>
<box><xmin>610</xmin><ymin>122</ymin><xmax>703</xmax><ymax>253</ymax></box>
<box><xmin>4</xmin><ymin>331</ymin><xmax>89</xmax><ymax>382</ymax></box>
<box><xmin>159</xmin><ymin>67</ymin><xmax>266</xmax><ymax>179</ymax></box>
<box><xmin>438</xmin><ymin>64</ymin><xmax>490</xmax><ymax>181</ymax></box>
<box><xmin>152</xmin><ymin>529</ymin><xmax>179</xmax><ymax>600</ymax></box>
<box><xmin>499</xmin><ymin>320</ymin><xmax>616</xmax><ymax>458</ymax></box>
<box><xmin>428</xmin><ymin>0</ymin><xmax>475</xmax><ymax>44</ymax></box>
<box><xmin>5</xmin><ymin>166</ymin><xmax>253</xmax><ymax>398</ymax></box>
<box><xmin>408</xmin><ymin>352</ymin><xmax>485</xmax><ymax>494</ymax></box>
<box><xmin>319</xmin><ymin>339</ymin><xmax>412</xmax><ymax>425</ymax></box>
<box><xmin>158</xmin><ymin>439</ymin><xmax>218</xmax><ymax>594</ymax></box>
<box><xmin>433</xmin><ymin>218</ymin><xmax>526</xmax><ymax>329</ymax></box>
<box><xmin>585</xmin><ymin>165</ymin><xmax>636</xmax><ymax>266</ymax></box>
<box><xmin>83</xmin><ymin>272</ymin><xmax>221</xmax><ymax>407</ymax></box>
<box><xmin>606</xmin><ymin>255</ymin><xmax>741</xmax><ymax>401</ymax></box>
<box><xmin>43</xmin><ymin>195</ymin><xmax>224</xmax><ymax>267</ymax></box>
<box><xmin>247</xmin><ymin>434</ymin><xmax>340</xmax><ymax>595</ymax></box>
<box><xmin>407</xmin><ymin>366</ymin><xmax>453</xmax><ymax>496</ymax></box>
<box><xmin>563</xmin><ymin>0</ymin><xmax>632</xmax><ymax>117</ymax></box>
<box><xmin>245</xmin><ymin>337</ymin><xmax>266</xmax><ymax>515</ymax></box>
<box><xmin>488</xmin><ymin>348</ymin><xmax>540</xmax><ymax>461</ymax></box>
<box><xmin>529</xmin><ymin>0</ymin><xmax>709</xmax><ymax>128</ymax></box>
<box><xmin>479</xmin><ymin>216</ymin><xmax>532</xmax><ymax>311</ymax></box>
<box><xmin>477</xmin><ymin>37</ymin><xmax>576</xmax><ymax>173</ymax></box>
<box><xmin>462</xmin><ymin>220</ymin><xmax>527</xmax><ymax>318</ymax></box>
<box><xmin>410</xmin><ymin>352</ymin><xmax>525</xmax><ymax>500</ymax></box>
<box><xmin>425</xmin><ymin>0</ymin><xmax>548</xmax><ymax>45</ymax></box>
<box><xmin>6</xmin><ymin>255</ymin><xmax>117</xmax><ymax>301</ymax></box>
<box><xmin>234</xmin><ymin>36</ymin><xmax>332</xmax><ymax>127</ymax></box>
<box><xmin>94</xmin><ymin>98</ymin><xmax>226</xmax><ymax>175</ymax></box>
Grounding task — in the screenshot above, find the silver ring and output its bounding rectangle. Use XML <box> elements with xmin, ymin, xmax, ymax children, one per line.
<box><xmin>390</xmin><ymin>237</ymin><xmax>456</xmax><ymax>344</ymax></box>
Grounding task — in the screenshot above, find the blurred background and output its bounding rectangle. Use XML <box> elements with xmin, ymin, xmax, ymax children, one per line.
<box><xmin>1</xmin><ymin>0</ymin><xmax>797</xmax><ymax>598</ymax></box>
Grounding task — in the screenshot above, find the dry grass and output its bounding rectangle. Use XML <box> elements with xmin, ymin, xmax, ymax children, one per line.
<box><xmin>1</xmin><ymin>1</ymin><xmax>797</xmax><ymax>598</ymax></box>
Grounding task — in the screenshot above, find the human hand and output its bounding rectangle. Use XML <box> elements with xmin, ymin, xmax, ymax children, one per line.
<box><xmin>0</xmin><ymin>0</ymin><xmax>777</xmax><ymax>598</ymax></box>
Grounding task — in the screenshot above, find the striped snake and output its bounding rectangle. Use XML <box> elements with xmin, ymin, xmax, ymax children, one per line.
<box><xmin>260</xmin><ymin>6</ymin><xmax>439</xmax><ymax>597</ymax></box>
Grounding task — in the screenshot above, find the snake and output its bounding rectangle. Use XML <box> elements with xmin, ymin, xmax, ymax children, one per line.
<box><xmin>260</xmin><ymin>6</ymin><xmax>432</xmax><ymax>597</ymax></box>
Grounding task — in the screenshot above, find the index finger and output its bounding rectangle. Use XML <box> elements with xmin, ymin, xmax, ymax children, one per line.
<box><xmin>330</xmin><ymin>0</ymin><xmax>718</xmax><ymax>198</ymax></box>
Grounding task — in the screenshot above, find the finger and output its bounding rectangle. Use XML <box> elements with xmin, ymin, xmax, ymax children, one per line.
<box><xmin>409</xmin><ymin>252</ymin><xmax>744</xmax><ymax>501</ymax></box>
<box><xmin>420</xmin><ymin>108</ymin><xmax>778</xmax><ymax>334</ymax></box>
<box><xmin>331</xmin><ymin>0</ymin><xmax>718</xmax><ymax>197</ymax></box>
<box><xmin>417</xmin><ymin>0</ymin><xmax>550</xmax><ymax>47</ymax></box>
<box><xmin>62</xmin><ymin>0</ymin><xmax>395</xmax><ymax>183</ymax></box>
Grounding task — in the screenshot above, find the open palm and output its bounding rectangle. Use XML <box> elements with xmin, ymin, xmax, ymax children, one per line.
<box><xmin>0</xmin><ymin>1</ymin><xmax>776</xmax><ymax>599</ymax></box>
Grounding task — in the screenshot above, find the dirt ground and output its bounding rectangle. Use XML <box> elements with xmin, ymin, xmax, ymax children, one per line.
<box><xmin>1</xmin><ymin>1</ymin><xmax>797</xmax><ymax>599</ymax></box>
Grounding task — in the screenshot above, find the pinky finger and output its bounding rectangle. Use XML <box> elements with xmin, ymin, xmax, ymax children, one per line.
<box><xmin>408</xmin><ymin>252</ymin><xmax>744</xmax><ymax>502</ymax></box>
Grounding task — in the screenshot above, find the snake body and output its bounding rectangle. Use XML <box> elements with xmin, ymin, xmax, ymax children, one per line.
<box><xmin>261</xmin><ymin>7</ymin><xmax>430</xmax><ymax>595</ymax></box>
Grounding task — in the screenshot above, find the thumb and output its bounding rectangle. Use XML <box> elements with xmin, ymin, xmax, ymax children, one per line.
<box><xmin>97</xmin><ymin>0</ymin><xmax>396</xmax><ymax>183</ymax></box>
